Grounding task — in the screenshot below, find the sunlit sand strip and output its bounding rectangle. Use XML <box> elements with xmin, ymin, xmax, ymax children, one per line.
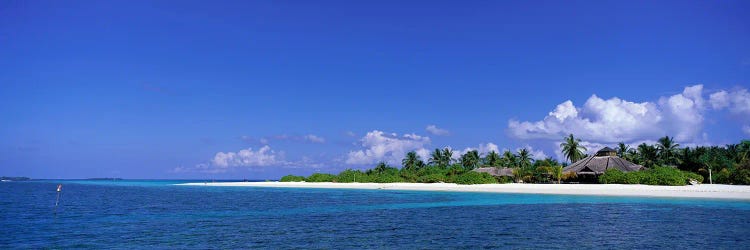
<box><xmin>176</xmin><ymin>182</ymin><xmax>750</xmax><ymax>200</ymax></box>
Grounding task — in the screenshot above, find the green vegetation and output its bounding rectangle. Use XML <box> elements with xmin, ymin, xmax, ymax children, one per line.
<box><xmin>453</xmin><ymin>171</ymin><xmax>497</xmax><ymax>184</ymax></box>
<box><xmin>279</xmin><ymin>175</ymin><xmax>305</xmax><ymax>182</ymax></box>
<box><xmin>616</xmin><ymin>137</ymin><xmax>750</xmax><ymax>184</ymax></box>
<box><xmin>306</xmin><ymin>173</ymin><xmax>336</xmax><ymax>182</ymax></box>
<box><xmin>598</xmin><ymin>167</ymin><xmax>704</xmax><ymax>186</ymax></box>
<box><xmin>279</xmin><ymin>135</ymin><xmax>750</xmax><ymax>186</ymax></box>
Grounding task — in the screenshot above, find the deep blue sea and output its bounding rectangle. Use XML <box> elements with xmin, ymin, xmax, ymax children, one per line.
<box><xmin>2</xmin><ymin>180</ymin><xmax>749</xmax><ymax>249</ymax></box>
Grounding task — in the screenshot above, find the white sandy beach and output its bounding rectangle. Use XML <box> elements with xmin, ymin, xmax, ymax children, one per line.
<box><xmin>178</xmin><ymin>182</ymin><xmax>750</xmax><ymax>200</ymax></box>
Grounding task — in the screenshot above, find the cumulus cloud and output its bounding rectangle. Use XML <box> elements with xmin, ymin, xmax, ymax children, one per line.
<box><xmin>212</xmin><ymin>145</ymin><xmax>284</xmax><ymax>168</ymax></box>
<box><xmin>346</xmin><ymin>130</ymin><xmax>432</xmax><ymax>165</ymax></box>
<box><xmin>508</xmin><ymin>85</ymin><xmax>714</xmax><ymax>143</ymax></box>
<box><xmin>508</xmin><ymin>84</ymin><xmax>750</xmax><ymax>161</ymax></box>
<box><xmin>709</xmin><ymin>87</ymin><xmax>750</xmax><ymax>136</ymax></box>
<box><xmin>479</xmin><ymin>142</ymin><xmax>500</xmax><ymax>154</ymax></box>
<box><xmin>425</xmin><ymin>125</ymin><xmax>450</xmax><ymax>136</ymax></box>
<box><xmin>709</xmin><ymin>91</ymin><xmax>730</xmax><ymax>110</ymax></box>
<box><xmin>174</xmin><ymin>145</ymin><xmax>291</xmax><ymax>174</ymax></box>
<box><xmin>658</xmin><ymin>85</ymin><xmax>706</xmax><ymax>141</ymax></box>
<box><xmin>709</xmin><ymin>88</ymin><xmax>750</xmax><ymax>115</ymax></box>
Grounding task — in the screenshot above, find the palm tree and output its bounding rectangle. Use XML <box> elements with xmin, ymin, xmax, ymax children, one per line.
<box><xmin>460</xmin><ymin>150</ymin><xmax>481</xmax><ymax>170</ymax></box>
<box><xmin>626</xmin><ymin>148</ymin><xmax>637</xmax><ymax>162</ymax></box>
<box><xmin>552</xmin><ymin>165</ymin><xmax>563</xmax><ymax>184</ymax></box>
<box><xmin>517</xmin><ymin>148</ymin><xmax>533</xmax><ymax>169</ymax></box>
<box><xmin>441</xmin><ymin>147</ymin><xmax>454</xmax><ymax>166</ymax></box>
<box><xmin>402</xmin><ymin>151</ymin><xmax>424</xmax><ymax>170</ymax></box>
<box><xmin>560</xmin><ymin>134</ymin><xmax>587</xmax><ymax>163</ymax></box>
<box><xmin>484</xmin><ymin>151</ymin><xmax>501</xmax><ymax>167</ymax></box>
<box><xmin>501</xmin><ymin>150</ymin><xmax>517</xmax><ymax>168</ymax></box>
<box><xmin>656</xmin><ymin>136</ymin><xmax>680</xmax><ymax>166</ymax></box>
<box><xmin>637</xmin><ymin>143</ymin><xmax>658</xmax><ymax>168</ymax></box>
<box><xmin>428</xmin><ymin>148</ymin><xmax>443</xmax><ymax>166</ymax></box>
<box><xmin>726</xmin><ymin>141</ymin><xmax>750</xmax><ymax>164</ymax></box>
<box><xmin>374</xmin><ymin>161</ymin><xmax>389</xmax><ymax>173</ymax></box>
<box><xmin>616</xmin><ymin>142</ymin><xmax>630</xmax><ymax>158</ymax></box>
<box><xmin>739</xmin><ymin>140</ymin><xmax>750</xmax><ymax>163</ymax></box>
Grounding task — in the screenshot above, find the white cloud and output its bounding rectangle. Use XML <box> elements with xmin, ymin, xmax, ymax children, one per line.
<box><xmin>508</xmin><ymin>85</ymin><xmax>710</xmax><ymax>143</ymax></box>
<box><xmin>425</xmin><ymin>125</ymin><xmax>450</xmax><ymax>136</ymax></box>
<box><xmin>658</xmin><ymin>86</ymin><xmax>705</xmax><ymax>142</ymax></box>
<box><xmin>709</xmin><ymin>91</ymin><xmax>730</xmax><ymax>109</ymax></box>
<box><xmin>304</xmin><ymin>134</ymin><xmax>326</xmax><ymax>143</ymax></box>
<box><xmin>212</xmin><ymin>145</ymin><xmax>284</xmax><ymax>168</ymax></box>
<box><xmin>709</xmin><ymin>88</ymin><xmax>750</xmax><ymax>115</ymax></box>
<box><xmin>346</xmin><ymin>130</ymin><xmax>431</xmax><ymax>165</ymax></box>
<box><xmin>479</xmin><ymin>142</ymin><xmax>500</xmax><ymax>154</ymax></box>
<box><xmin>709</xmin><ymin>87</ymin><xmax>750</xmax><ymax>135</ymax></box>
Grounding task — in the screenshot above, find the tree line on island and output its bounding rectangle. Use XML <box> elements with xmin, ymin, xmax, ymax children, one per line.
<box><xmin>281</xmin><ymin>135</ymin><xmax>750</xmax><ymax>185</ymax></box>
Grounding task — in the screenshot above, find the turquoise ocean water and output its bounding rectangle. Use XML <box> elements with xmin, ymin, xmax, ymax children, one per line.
<box><xmin>1</xmin><ymin>180</ymin><xmax>749</xmax><ymax>249</ymax></box>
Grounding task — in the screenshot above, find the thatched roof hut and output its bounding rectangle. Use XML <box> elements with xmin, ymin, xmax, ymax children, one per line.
<box><xmin>473</xmin><ymin>167</ymin><xmax>514</xmax><ymax>177</ymax></box>
<box><xmin>563</xmin><ymin>147</ymin><xmax>644</xmax><ymax>175</ymax></box>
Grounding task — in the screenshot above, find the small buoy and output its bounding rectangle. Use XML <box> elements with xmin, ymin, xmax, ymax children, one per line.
<box><xmin>54</xmin><ymin>184</ymin><xmax>63</xmax><ymax>215</ymax></box>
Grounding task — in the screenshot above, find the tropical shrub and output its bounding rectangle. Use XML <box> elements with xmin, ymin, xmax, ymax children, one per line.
<box><xmin>531</xmin><ymin>166</ymin><xmax>553</xmax><ymax>183</ymax></box>
<box><xmin>453</xmin><ymin>172</ymin><xmax>498</xmax><ymax>185</ymax></box>
<box><xmin>417</xmin><ymin>173</ymin><xmax>447</xmax><ymax>183</ymax></box>
<box><xmin>714</xmin><ymin>168</ymin><xmax>731</xmax><ymax>184</ymax></box>
<box><xmin>649</xmin><ymin>167</ymin><xmax>685</xmax><ymax>186</ymax></box>
<box><xmin>399</xmin><ymin>169</ymin><xmax>419</xmax><ymax>182</ymax></box>
<box><xmin>729</xmin><ymin>162</ymin><xmax>750</xmax><ymax>185</ymax></box>
<box><xmin>598</xmin><ymin>169</ymin><xmax>627</xmax><ymax>184</ymax></box>
<box><xmin>369</xmin><ymin>173</ymin><xmax>403</xmax><ymax>183</ymax></box>
<box><xmin>306</xmin><ymin>173</ymin><xmax>337</xmax><ymax>182</ymax></box>
<box><xmin>598</xmin><ymin>167</ymin><xmax>701</xmax><ymax>186</ymax></box>
<box><xmin>335</xmin><ymin>169</ymin><xmax>367</xmax><ymax>183</ymax></box>
<box><xmin>280</xmin><ymin>175</ymin><xmax>305</xmax><ymax>182</ymax></box>
<box><xmin>562</xmin><ymin>172</ymin><xmax>578</xmax><ymax>182</ymax></box>
<box><xmin>495</xmin><ymin>176</ymin><xmax>514</xmax><ymax>184</ymax></box>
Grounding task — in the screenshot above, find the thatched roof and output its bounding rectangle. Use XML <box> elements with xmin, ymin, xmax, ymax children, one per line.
<box><xmin>563</xmin><ymin>148</ymin><xmax>644</xmax><ymax>175</ymax></box>
<box><xmin>473</xmin><ymin>167</ymin><xmax>514</xmax><ymax>177</ymax></box>
<box><xmin>598</xmin><ymin>147</ymin><xmax>616</xmax><ymax>154</ymax></box>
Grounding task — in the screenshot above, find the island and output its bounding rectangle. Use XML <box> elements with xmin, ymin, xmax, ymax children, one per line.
<box><xmin>0</xmin><ymin>176</ymin><xmax>31</xmax><ymax>181</ymax></box>
<box><xmin>181</xmin><ymin>136</ymin><xmax>750</xmax><ymax>200</ymax></box>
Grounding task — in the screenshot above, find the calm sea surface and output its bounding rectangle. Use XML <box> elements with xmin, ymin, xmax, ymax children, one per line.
<box><xmin>1</xmin><ymin>180</ymin><xmax>749</xmax><ymax>249</ymax></box>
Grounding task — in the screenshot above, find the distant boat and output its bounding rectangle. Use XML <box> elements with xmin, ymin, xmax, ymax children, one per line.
<box><xmin>1</xmin><ymin>179</ymin><xmax>10</xmax><ymax>182</ymax></box>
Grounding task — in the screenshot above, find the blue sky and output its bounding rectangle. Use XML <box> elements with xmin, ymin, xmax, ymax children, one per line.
<box><xmin>1</xmin><ymin>0</ymin><xmax>749</xmax><ymax>179</ymax></box>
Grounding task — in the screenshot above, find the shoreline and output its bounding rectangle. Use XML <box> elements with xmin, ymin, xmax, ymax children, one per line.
<box><xmin>177</xmin><ymin>182</ymin><xmax>750</xmax><ymax>200</ymax></box>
